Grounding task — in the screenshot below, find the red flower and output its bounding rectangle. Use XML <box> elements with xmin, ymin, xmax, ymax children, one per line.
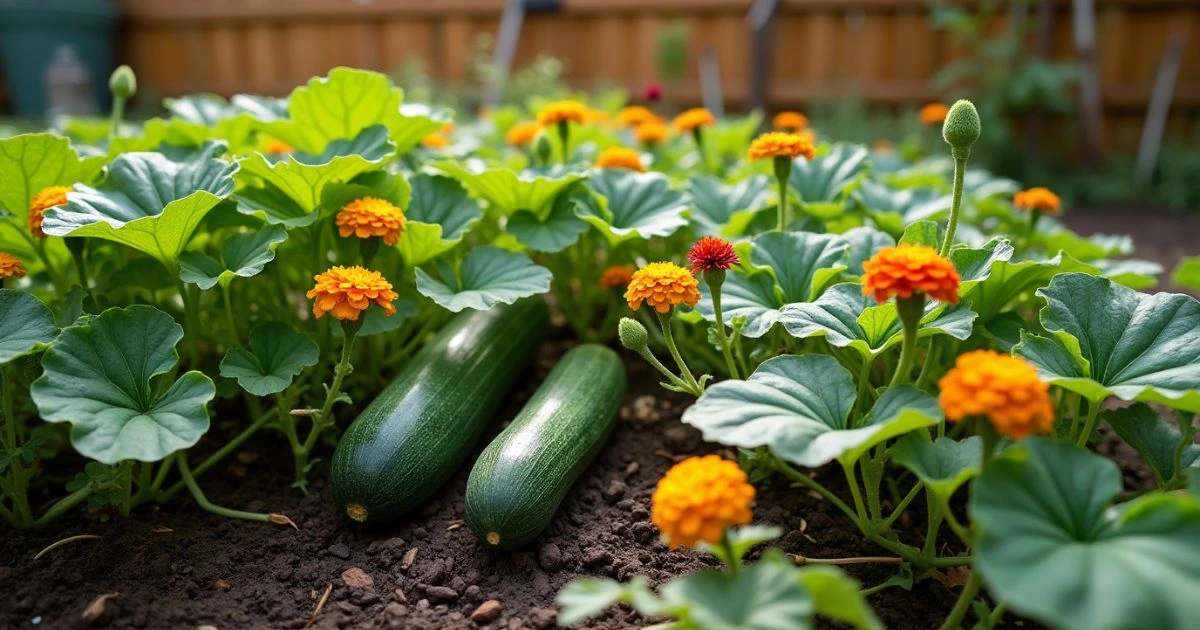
<box><xmin>642</xmin><ymin>82</ymin><xmax>664</xmax><ymax>103</ymax></box>
<box><xmin>687</xmin><ymin>237</ymin><xmax>739</xmax><ymax>274</ymax></box>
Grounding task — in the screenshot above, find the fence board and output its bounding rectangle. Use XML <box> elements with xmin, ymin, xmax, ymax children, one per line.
<box><xmin>111</xmin><ymin>0</ymin><xmax>1198</xmax><ymax>153</ymax></box>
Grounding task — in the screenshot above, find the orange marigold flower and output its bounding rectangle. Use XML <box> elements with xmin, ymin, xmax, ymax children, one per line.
<box><xmin>440</xmin><ymin>121</ymin><xmax>455</xmax><ymax>134</ymax></box>
<box><xmin>687</xmin><ymin>237</ymin><xmax>739</xmax><ymax>274</ymax></box>
<box><xmin>599</xmin><ymin>265</ymin><xmax>635</xmax><ymax>289</ymax></box>
<box><xmin>422</xmin><ymin>133</ymin><xmax>449</xmax><ymax>149</ymax></box>
<box><xmin>617</xmin><ymin>105</ymin><xmax>657</xmax><ymax>127</ymax></box>
<box><xmin>673</xmin><ymin>107</ymin><xmax>717</xmax><ymax>133</ymax></box>
<box><xmin>595</xmin><ymin>147</ymin><xmax>644</xmax><ymax>172</ymax></box>
<box><xmin>336</xmin><ymin>197</ymin><xmax>407</xmax><ymax>246</ymax></box>
<box><xmin>635</xmin><ymin>120</ymin><xmax>669</xmax><ymax>144</ymax></box>
<box><xmin>747</xmin><ymin>132</ymin><xmax>815</xmax><ymax>161</ymax></box>
<box><xmin>262</xmin><ymin>137</ymin><xmax>294</xmax><ymax>155</ymax></box>
<box><xmin>938</xmin><ymin>350</ymin><xmax>1054</xmax><ymax>441</ymax></box>
<box><xmin>585</xmin><ymin>108</ymin><xmax>611</xmax><ymax>124</ymax></box>
<box><xmin>0</xmin><ymin>252</ymin><xmax>27</xmax><ymax>280</ymax></box>
<box><xmin>624</xmin><ymin>262</ymin><xmax>701</xmax><ymax>313</ymax></box>
<box><xmin>28</xmin><ymin>185</ymin><xmax>70</xmax><ymax>239</ymax></box>
<box><xmin>651</xmin><ymin>454</ymin><xmax>755</xmax><ymax>549</ymax></box>
<box><xmin>919</xmin><ymin>103</ymin><xmax>950</xmax><ymax>125</ymax></box>
<box><xmin>773</xmin><ymin>111</ymin><xmax>808</xmax><ymax>131</ymax></box>
<box><xmin>537</xmin><ymin>100</ymin><xmax>588</xmax><ymax>126</ymax></box>
<box><xmin>306</xmin><ymin>266</ymin><xmax>399</xmax><ymax>321</ymax></box>
<box><xmin>1013</xmin><ymin>187</ymin><xmax>1062</xmax><ymax>214</ymax></box>
<box><xmin>506</xmin><ymin>121</ymin><xmax>541</xmax><ymax>147</ymax></box>
<box><xmin>861</xmin><ymin>243</ymin><xmax>960</xmax><ymax>304</ymax></box>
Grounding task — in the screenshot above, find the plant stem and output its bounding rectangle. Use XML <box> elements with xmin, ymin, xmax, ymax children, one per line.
<box><xmin>922</xmin><ymin>492</ymin><xmax>943</xmax><ymax>558</ymax></box>
<box><xmin>939</xmin><ymin>496</ymin><xmax>973</xmax><ymax>546</ymax></box>
<box><xmin>557</xmin><ymin>120</ymin><xmax>570</xmax><ymax>165</ymax></box>
<box><xmin>890</xmin><ymin>296</ymin><xmax>925</xmax><ymax>387</ymax></box>
<box><xmin>938</xmin><ymin>570</ymin><xmax>983</xmax><ymax>630</ymax></box>
<box><xmin>842</xmin><ymin>461</ymin><xmax>871</xmax><ymax>528</ymax></box>
<box><xmin>721</xmin><ymin>532</ymin><xmax>739</xmax><ymax>577</ymax></box>
<box><xmin>1</xmin><ymin>367</ymin><xmax>33</xmax><ymax>527</ymax></box>
<box><xmin>1074</xmin><ymin>400</ymin><xmax>1101</xmax><ymax>448</ymax></box>
<box><xmin>1172</xmin><ymin>411</ymin><xmax>1196</xmax><ymax>486</ymax></box>
<box><xmin>176</xmin><ymin>452</ymin><xmax>272</xmax><ymax>523</ymax></box>
<box><xmin>637</xmin><ymin>347</ymin><xmax>692</xmax><ymax>391</ymax></box>
<box><xmin>692</xmin><ymin>128</ymin><xmax>708</xmax><ymax>172</ymax></box>
<box><xmin>706</xmin><ymin>276</ymin><xmax>740</xmax><ymax>379</ymax></box>
<box><xmin>775</xmin><ymin>460</ymin><xmax>860</xmax><ymax>528</ymax></box>
<box><xmin>773</xmin><ymin>156</ymin><xmax>793</xmax><ymax>231</ymax></box>
<box><xmin>32</xmin><ymin>484</ymin><xmax>102</xmax><ymax>527</ymax></box>
<box><xmin>939</xmin><ymin>153</ymin><xmax>969</xmax><ymax>257</ymax></box>
<box><xmin>159</xmin><ymin>411</ymin><xmax>274</xmax><ymax>500</ymax></box>
<box><xmin>883</xmin><ymin>481</ymin><xmax>923</xmax><ymax>528</ymax></box>
<box><xmin>221</xmin><ymin>283</ymin><xmax>240</xmax><ymax>347</ymax></box>
<box><xmin>110</xmin><ymin>95</ymin><xmax>127</xmax><ymax>138</ymax></box>
<box><xmin>656</xmin><ymin>311</ymin><xmax>702</xmax><ymax>395</ymax></box>
<box><xmin>66</xmin><ymin>238</ymin><xmax>89</xmax><ymax>291</ymax></box>
<box><xmin>915</xmin><ymin>338</ymin><xmax>941</xmax><ymax>389</ymax></box>
<box><xmin>300</xmin><ymin>328</ymin><xmax>358</xmax><ymax>459</ymax></box>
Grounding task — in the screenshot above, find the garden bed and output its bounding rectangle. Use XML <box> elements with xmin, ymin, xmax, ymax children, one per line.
<box><xmin>1</xmin><ymin>335</ymin><xmax>1167</xmax><ymax>630</ymax></box>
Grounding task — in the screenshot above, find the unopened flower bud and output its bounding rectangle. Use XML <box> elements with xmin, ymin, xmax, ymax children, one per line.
<box><xmin>109</xmin><ymin>65</ymin><xmax>137</xmax><ymax>100</ymax></box>
<box><xmin>942</xmin><ymin>99</ymin><xmax>980</xmax><ymax>159</ymax></box>
<box><xmin>618</xmin><ymin>317</ymin><xmax>649</xmax><ymax>352</ymax></box>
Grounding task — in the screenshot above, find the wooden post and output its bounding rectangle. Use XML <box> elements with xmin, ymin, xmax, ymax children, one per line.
<box><xmin>1072</xmin><ymin>0</ymin><xmax>1103</xmax><ymax>167</ymax></box>
<box><xmin>746</xmin><ymin>0</ymin><xmax>780</xmax><ymax>117</ymax></box>
<box><xmin>699</xmin><ymin>47</ymin><xmax>724</xmax><ymax>118</ymax></box>
<box><xmin>483</xmin><ymin>0</ymin><xmax>527</xmax><ymax>108</ymax></box>
<box><xmin>1135</xmin><ymin>35</ymin><xmax>1185</xmax><ymax>187</ymax></box>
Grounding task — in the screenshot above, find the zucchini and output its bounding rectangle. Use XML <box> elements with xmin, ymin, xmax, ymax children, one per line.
<box><xmin>465</xmin><ymin>344</ymin><xmax>626</xmax><ymax>549</ymax></box>
<box><xmin>330</xmin><ymin>298</ymin><xmax>549</xmax><ymax>524</ymax></box>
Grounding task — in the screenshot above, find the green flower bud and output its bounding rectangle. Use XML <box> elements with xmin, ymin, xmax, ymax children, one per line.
<box><xmin>109</xmin><ymin>65</ymin><xmax>137</xmax><ymax>100</ymax></box>
<box><xmin>942</xmin><ymin>99</ymin><xmax>980</xmax><ymax>158</ymax></box>
<box><xmin>618</xmin><ymin>317</ymin><xmax>649</xmax><ymax>352</ymax></box>
<box><xmin>534</xmin><ymin>132</ymin><xmax>553</xmax><ymax>164</ymax></box>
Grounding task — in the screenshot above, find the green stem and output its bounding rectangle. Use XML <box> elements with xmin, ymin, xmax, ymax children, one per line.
<box><xmin>773</xmin><ymin>156</ymin><xmax>793</xmax><ymax>231</ymax></box>
<box><xmin>938</xmin><ymin>570</ymin><xmax>983</xmax><ymax>630</ymax></box>
<box><xmin>883</xmin><ymin>481</ymin><xmax>923</xmax><ymax>528</ymax></box>
<box><xmin>159</xmin><ymin>411</ymin><xmax>275</xmax><ymax>500</ymax></box>
<box><xmin>66</xmin><ymin>238</ymin><xmax>89</xmax><ymax>291</ymax></box>
<box><xmin>1171</xmin><ymin>411</ymin><xmax>1196</xmax><ymax>486</ymax></box>
<box><xmin>939</xmin><ymin>495</ymin><xmax>973</xmax><ymax>546</ymax></box>
<box><xmin>119</xmin><ymin>460</ymin><xmax>133</xmax><ymax>517</ymax></box>
<box><xmin>988</xmin><ymin>602</ymin><xmax>1009</xmax><ymax>627</ymax></box>
<box><xmin>656</xmin><ymin>311</ymin><xmax>702</xmax><ymax>395</ymax></box>
<box><xmin>915</xmin><ymin>338</ymin><xmax>941</xmax><ymax>390</ymax></box>
<box><xmin>775</xmin><ymin>460</ymin><xmax>861</xmax><ymax>529</ymax></box>
<box><xmin>301</xmin><ymin>330</ymin><xmax>358</xmax><ymax>457</ymax></box>
<box><xmin>221</xmin><ymin>283</ymin><xmax>240</xmax><ymax>347</ymax></box>
<box><xmin>939</xmin><ymin>153</ymin><xmax>969</xmax><ymax>257</ymax></box>
<box><xmin>692</xmin><ymin>127</ymin><xmax>710</xmax><ymax>172</ymax></box>
<box><xmin>853</xmin><ymin>356</ymin><xmax>874</xmax><ymax>418</ymax></box>
<box><xmin>1074</xmin><ymin>400</ymin><xmax>1101</xmax><ymax>448</ymax></box>
<box><xmin>110</xmin><ymin>95</ymin><xmax>127</xmax><ymax>138</ymax></box>
<box><xmin>1</xmin><ymin>367</ymin><xmax>33</xmax><ymax>527</ymax></box>
<box><xmin>721</xmin><ymin>532</ymin><xmax>740</xmax><ymax>577</ymax></box>
<box><xmin>637</xmin><ymin>347</ymin><xmax>692</xmax><ymax>391</ymax></box>
<box><xmin>707</xmin><ymin>277</ymin><xmax>741</xmax><ymax>379</ymax></box>
<box><xmin>33</xmin><ymin>484</ymin><xmax>102</xmax><ymax>527</ymax></box>
<box><xmin>31</xmin><ymin>237</ymin><xmax>69</xmax><ymax>295</ymax></box>
<box><xmin>842</xmin><ymin>462</ymin><xmax>871</xmax><ymax>529</ymax></box>
<box><xmin>922</xmin><ymin>492</ymin><xmax>943</xmax><ymax>558</ymax></box>
<box><xmin>557</xmin><ymin>120</ymin><xmax>570</xmax><ymax>165</ymax></box>
<box><xmin>176</xmin><ymin>453</ymin><xmax>271</xmax><ymax>523</ymax></box>
<box><xmin>930</xmin><ymin>555</ymin><xmax>973</xmax><ymax>568</ymax></box>
<box><xmin>890</xmin><ymin>296</ymin><xmax>924</xmax><ymax>387</ymax></box>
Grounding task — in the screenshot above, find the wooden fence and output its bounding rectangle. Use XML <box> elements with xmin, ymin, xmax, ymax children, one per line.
<box><xmin>118</xmin><ymin>0</ymin><xmax>1199</xmax><ymax>154</ymax></box>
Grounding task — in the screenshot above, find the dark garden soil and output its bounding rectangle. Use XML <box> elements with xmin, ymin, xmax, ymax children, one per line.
<box><xmin>1</xmin><ymin>204</ymin><xmax>1189</xmax><ymax>630</ymax></box>
<box><xmin>1064</xmin><ymin>204</ymin><xmax>1200</xmax><ymax>294</ymax></box>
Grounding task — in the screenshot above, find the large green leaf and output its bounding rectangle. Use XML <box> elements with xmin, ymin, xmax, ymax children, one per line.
<box><xmin>397</xmin><ymin>174</ymin><xmax>483</xmax><ymax>265</ymax></box>
<box><xmin>508</xmin><ymin>189</ymin><xmax>589</xmax><ymax>253</ymax></box>
<box><xmin>0</xmin><ymin>133</ymin><xmax>104</xmax><ymax>231</ymax></box>
<box><xmin>179</xmin><ymin>225</ymin><xmax>288</xmax><ymax>289</ymax></box>
<box><xmin>415</xmin><ymin>247</ymin><xmax>552</xmax><ymax>312</ymax></box>
<box><xmin>1102</xmin><ymin>403</ymin><xmax>1200</xmax><ymax>486</ymax></box>
<box><xmin>219</xmin><ymin>322</ymin><xmax>319</xmax><ymax>396</ymax></box>
<box><xmin>961</xmin><ymin>251</ymin><xmax>1095</xmax><ymax>322</ymax></box>
<box><xmin>29</xmin><ymin>306</ymin><xmax>215</xmax><ymax>464</ymax></box>
<box><xmin>235</xmin><ymin>125</ymin><xmax>392</xmax><ymax>228</ymax></box>
<box><xmin>1090</xmin><ymin>258</ymin><xmax>1162</xmax><ymax>290</ymax></box>
<box><xmin>841</xmin><ymin>226</ymin><xmax>895</xmax><ymax>276</ymax></box>
<box><xmin>693</xmin><ymin>232</ymin><xmax>848</xmax><ymax>338</ymax></box>
<box><xmin>41</xmin><ymin>143</ymin><xmax>237</xmax><ymax>269</ymax></box>
<box><xmin>972</xmin><ymin>438</ymin><xmax>1200</xmax><ymax>630</ymax></box>
<box><xmin>788</xmin><ymin>144</ymin><xmax>870</xmax><ymax>218</ymax></box>
<box><xmin>853</xmin><ymin>180</ymin><xmax>950</xmax><ymax>237</ymax></box>
<box><xmin>0</xmin><ymin>290</ymin><xmax>57</xmax><ymax>364</ymax></box>
<box><xmin>892</xmin><ymin>435</ymin><xmax>981</xmax><ymax>502</ymax></box>
<box><xmin>259</xmin><ymin>67</ymin><xmax>401</xmax><ymax>154</ymax></box>
<box><xmin>687</xmin><ymin>174</ymin><xmax>770</xmax><ymax>237</ymax></box>
<box><xmin>681</xmin><ymin>354</ymin><xmax>941</xmax><ymax>467</ymax></box>
<box><xmin>429</xmin><ymin>160</ymin><xmax>587</xmax><ymax>217</ymax></box>
<box><xmin>577</xmin><ymin>169</ymin><xmax>689</xmax><ymax>245</ymax></box>
<box><xmin>796</xmin><ymin>566</ymin><xmax>882</xmax><ymax>630</ymax></box>
<box><xmin>659</xmin><ymin>551</ymin><xmax>815</xmax><ymax>630</ymax></box>
<box><xmin>1173</xmin><ymin>256</ymin><xmax>1200</xmax><ymax>292</ymax></box>
<box><xmin>1014</xmin><ymin>273</ymin><xmax>1200</xmax><ymax>412</ymax></box>
<box><xmin>778</xmin><ymin>284</ymin><xmax>976</xmax><ymax>361</ymax></box>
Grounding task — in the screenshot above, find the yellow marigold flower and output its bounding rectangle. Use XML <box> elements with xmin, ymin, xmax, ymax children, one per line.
<box><xmin>672</xmin><ymin>107</ymin><xmax>717</xmax><ymax>133</ymax></box>
<box><xmin>747</xmin><ymin>132</ymin><xmax>815</xmax><ymax>161</ymax></box>
<box><xmin>1013</xmin><ymin>187</ymin><xmax>1062</xmax><ymax>214</ymax></box>
<box><xmin>262</xmin><ymin>137</ymin><xmax>294</xmax><ymax>155</ymax></box>
<box><xmin>861</xmin><ymin>243</ymin><xmax>960</xmax><ymax>304</ymax></box>
<box><xmin>599</xmin><ymin>265</ymin><xmax>635</xmax><ymax>289</ymax></box>
<box><xmin>422</xmin><ymin>133</ymin><xmax>449</xmax><ymax>149</ymax></box>
<box><xmin>635</xmin><ymin>120</ymin><xmax>669</xmax><ymax>144</ymax></box>
<box><xmin>506</xmin><ymin>121</ymin><xmax>541</xmax><ymax>147</ymax></box>
<box><xmin>0</xmin><ymin>252</ymin><xmax>26</xmax><ymax>280</ymax></box>
<box><xmin>624</xmin><ymin>262</ymin><xmax>701</xmax><ymax>313</ymax></box>
<box><xmin>773</xmin><ymin>111</ymin><xmax>808</xmax><ymax>131</ymax></box>
<box><xmin>585</xmin><ymin>108</ymin><xmax>610</xmax><ymax>124</ymax></box>
<box><xmin>537</xmin><ymin>100</ymin><xmax>588</xmax><ymax>126</ymax></box>
<box><xmin>28</xmin><ymin>185</ymin><xmax>70</xmax><ymax>239</ymax></box>
<box><xmin>336</xmin><ymin>197</ymin><xmax>407</xmax><ymax>246</ymax></box>
<box><xmin>919</xmin><ymin>103</ymin><xmax>950</xmax><ymax>125</ymax></box>
<box><xmin>938</xmin><ymin>350</ymin><xmax>1054</xmax><ymax>441</ymax></box>
<box><xmin>595</xmin><ymin>147</ymin><xmax>644</xmax><ymax>172</ymax></box>
<box><xmin>651</xmin><ymin>454</ymin><xmax>755</xmax><ymax>549</ymax></box>
<box><xmin>306</xmin><ymin>266</ymin><xmax>398</xmax><ymax>321</ymax></box>
<box><xmin>617</xmin><ymin>105</ymin><xmax>657</xmax><ymax>127</ymax></box>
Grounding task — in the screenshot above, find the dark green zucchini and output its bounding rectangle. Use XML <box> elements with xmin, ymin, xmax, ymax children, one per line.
<box><xmin>465</xmin><ymin>344</ymin><xmax>626</xmax><ymax>549</ymax></box>
<box><xmin>330</xmin><ymin>298</ymin><xmax>549</xmax><ymax>524</ymax></box>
